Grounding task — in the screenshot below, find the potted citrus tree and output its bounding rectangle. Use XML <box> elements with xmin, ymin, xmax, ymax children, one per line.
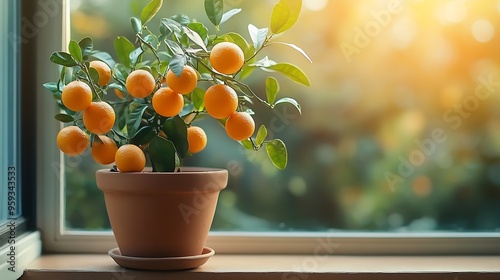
<box><xmin>45</xmin><ymin>0</ymin><xmax>310</xmax><ymax>270</ymax></box>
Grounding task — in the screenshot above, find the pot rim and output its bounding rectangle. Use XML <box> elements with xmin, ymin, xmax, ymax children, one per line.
<box><xmin>96</xmin><ymin>167</ymin><xmax>227</xmax><ymax>175</ymax></box>
<box><xmin>95</xmin><ymin>167</ymin><xmax>228</xmax><ymax>194</ymax></box>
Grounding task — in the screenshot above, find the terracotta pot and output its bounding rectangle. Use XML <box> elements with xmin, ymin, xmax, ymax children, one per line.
<box><xmin>96</xmin><ymin>167</ymin><xmax>228</xmax><ymax>258</ymax></box>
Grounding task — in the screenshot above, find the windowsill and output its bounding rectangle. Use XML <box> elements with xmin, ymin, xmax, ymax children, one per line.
<box><xmin>20</xmin><ymin>254</ymin><xmax>500</xmax><ymax>280</ymax></box>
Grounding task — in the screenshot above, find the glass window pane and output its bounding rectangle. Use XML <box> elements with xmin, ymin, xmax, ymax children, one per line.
<box><xmin>64</xmin><ymin>0</ymin><xmax>500</xmax><ymax>233</ymax></box>
<box><xmin>1</xmin><ymin>0</ymin><xmax>22</xmax><ymax>237</ymax></box>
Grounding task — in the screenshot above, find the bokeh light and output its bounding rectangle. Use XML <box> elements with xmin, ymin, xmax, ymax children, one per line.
<box><xmin>66</xmin><ymin>0</ymin><xmax>500</xmax><ymax>232</ymax></box>
<box><xmin>471</xmin><ymin>19</ymin><xmax>495</xmax><ymax>43</ymax></box>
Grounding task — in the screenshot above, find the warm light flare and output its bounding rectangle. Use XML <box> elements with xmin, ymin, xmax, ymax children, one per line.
<box><xmin>304</xmin><ymin>0</ymin><xmax>328</xmax><ymax>11</ymax></box>
<box><xmin>471</xmin><ymin>19</ymin><xmax>495</xmax><ymax>43</ymax></box>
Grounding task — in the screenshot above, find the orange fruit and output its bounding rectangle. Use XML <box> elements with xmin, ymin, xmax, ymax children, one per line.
<box><xmin>152</xmin><ymin>87</ymin><xmax>185</xmax><ymax>117</ymax></box>
<box><xmin>91</xmin><ymin>135</ymin><xmax>118</xmax><ymax>164</ymax></box>
<box><xmin>115</xmin><ymin>144</ymin><xmax>146</xmax><ymax>172</ymax></box>
<box><xmin>210</xmin><ymin>42</ymin><xmax>245</xmax><ymax>75</ymax></box>
<box><xmin>89</xmin><ymin>60</ymin><xmax>112</xmax><ymax>86</ymax></box>
<box><xmin>225</xmin><ymin>112</ymin><xmax>255</xmax><ymax>141</ymax></box>
<box><xmin>83</xmin><ymin>101</ymin><xmax>116</xmax><ymax>134</ymax></box>
<box><xmin>187</xmin><ymin>126</ymin><xmax>207</xmax><ymax>154</ymax></box>
<box><xmin>125</xmin><ymin>69</ymin><xmax>156</xmax><ymax>98</ymax></box>
<box><xmin>56</xmin><ymin>126</ymin><xmax>89</xmax><ymax>156</ymax></box>
<box><xmin>166</xmin><ymin>65</ymin><xmax>198</xmax><ymax>94</ymax></box>
<box><xmin>204</xmin><ymin>84</ymin><xmax>238</xmax><ymax>119</ymax></box>
<box><xmin>61</xmin><ymin>80</ymin><xmax>92</xmax><ymax>111</ymax></box>
<box><xmin>114</xmin><ymin>88</ymin><xmax>125</xmax><ymax>99</ymax></box>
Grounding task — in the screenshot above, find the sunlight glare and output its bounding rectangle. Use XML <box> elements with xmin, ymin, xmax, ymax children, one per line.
<box><xmin>471</xmin><ymin>19</ymin><xmax>495</xmax><ymax>43</ymax></box>
<box><xmin>390</xmin><ymin>18</ymin><xmax>417</xmax><ymax>49</ymax></box>
<box><xmin>304</xmin><ymin>0</ymin><xmax>328</xmax><ymax>11</ymax></box>
<box><xmin>441</xmin><ymin>0</ymin><xmax>468</xmax><ymax>23</ymax></box>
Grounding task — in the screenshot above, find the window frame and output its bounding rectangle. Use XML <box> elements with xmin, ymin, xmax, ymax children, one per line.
<box><xmin>36</xmin><ymin>0</ymin><xmax>500</xmax><ymax>255</ymax></box>
<box><xmin>0</xmin><ymin>0</ymin><xmax>41</xmax><ymax>278</ymax></box>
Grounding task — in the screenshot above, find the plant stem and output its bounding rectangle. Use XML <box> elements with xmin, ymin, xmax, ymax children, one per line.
<box><xmin>136</xmin><ymin>34</ymin><xmax>161</xmax><ymax>66</ymax></box>
<box><xmin>234</xmin><ymin>34</ymin><xmax>274</xmax><ymax>77</ymax></box>
<box><xmin>79</xmin><ymin>63</ymin><xmax>103</xmax><ymax>101</ymax></box>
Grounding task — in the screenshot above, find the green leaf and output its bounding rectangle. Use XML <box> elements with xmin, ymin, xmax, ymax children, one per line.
<box><xmin>164</xmin><ymin>39</ymin><xmax>184</xmax><ymax>55</ymax></box>
<box><xmin>240</xmin><ymin>139</ymin><xmax>254</xmax><ymax>150</ymax></box>
<box><xmin>187</xmin><ymin>22</ymin><xmax>209</xmax><ymax>44</ymax></box>
<box><xmin>43</xmin><ymin>82</ymin><xmax>60</xmax><ymax>94</ymax></box>
<box><xmin>251</xmin><ymin>56</ymin><xmax>276</xmax><ymax>68</ymax></box>
<box><xmin>149</xmin><ymin>135</ymin><xmax>177</xmax><ymax>172</ymax></box>
<box><xmin>113</xmin><ymin>63</ymin><xmax>129</xmax><ymax>82</ymax></box>
<box><xmin>182</xmin><ymin>26</ymin><xmax>207</xmax><ymax>51</ymax></box>
<box><xmin>169</xmin><ymin>54</ymin><xmax>186</xmax><ymax>77</ymax></box>
<box><xmin>130</xmin><ymin>126</ymin><xmax>156</xmax><ymax>146</ymax></box>
<box><xmin>162</xmin><ymin>115</ymin><xmax>189</xmax><ymax>159</ymax></box>
<box><xmin>143</xmin><ymin>34</ymin><xmax>159</xmax><ymax>50</ymax></box>
<box><xmin>171</xmin><ymin>14</ymin><xmax>190</xmax><ymax>26</ymax></box>
<box><xmin>157</xmin><ymin>51</ymin><xmax>173</xmax><ymax>63</ymax></box>
<box><xmin>117</xmin><ymin>102</ymin><xmax>130</xmax><ymax>130</ymax></box>
<box><xmin>248</xmin><ymin>24</ymin><xmax>268</xmax><ymax>50</ymax></box>
<box><xmin>204</xmin><ymin>0</ymin><xmax>223</xmax><ymax>26</ymax></box>
<box><xmin>266</xmin><ymin>139</ymin><xmax>288</xmax><ymax>170</ymax></box>
<box><xmin>78</xmin><ymin>37</ymin><xmax>93</xmax><ymax>58</ymax></box>
<box><xmin>114</xmin><ymin>36</ymin><xmax>135</xmax><ymax>68</ymax></box>
<box><xmin>88</xmin><ymin>67</ymin><xmax>100</xmax><ymax>86</ymax></box>
<box><xmin>131</xmin><ymin>17</ymin><xmax>142</xmax><ymax>34</ymax></box>
<box><xmin>270</xmin><ymin>0</ymin><xmax>302</xmax><ymax>34</ymax></box>
<box><xmin>265</xmin><ymin>63</ymin><xmax>310</xmax><ymax>86</ymax></box>
<box><xmin>140</xmin><ymin>0</ymin><xmax>163</xmax><ymax>26</ymax></box>
<box><xmin>225</xmin><ymin>80</ymin><xmax>253</xmax><ymax>98</ymax></box>
<box><xmin>129</xmin><ymin>47</ymin><xmax>144</xmax><ymax>65</ymax></box>
<box><xmin>68</xmin><ymin>40</ymin><xmax>82</xmax><ymax>62</ymax></box>
<box><xmin>192</xmin><ymin>87</ymin><xmax>205</xmax><ymax>111</ymax></box>
<box><xmin>221</xmin><ymin>8</ymin><xmax>241</xmax><ymax>25</ymax></box>
<box><xmin>272</xmin><ymin>42</ymin><xmax>312</xmax><ymax>63</ymax></box>
<box><xmin>60</xmin><ymin>66</ymin><xmax>68</xmax><ymax>84</ymax></box>
<box><xmin>91</xmin><ymin>51</ymin><xmax>116</xmax><ymax>68</ymax></box>
<box><xmin>54</xmin><ymin>113</ymin><xmax>75</xmax><ymax>123</ymax></box>
<box><xmin>50</xmin><ymin>52</ymin><xmax>78</xmax><ymax>67</ymax></box>
<box><xmin>275</xmin><ymin>97</ymin><xmax>302</xmax><ymax>114</ymax></box>
<box><xmin>108</xmin><ymin>82</ymin><xmax>127</xmax><ymax>93</ymax></box>
<box><xmin>256</xmin><ymin>125</ymin><xmax>268</xmax><ymax>147</ymax></box>
<box><xmin>160</xmin><ymin>18</ymin><xmax>183</xmax><ymax>37</ymax></box>
<box><xmin>266</xmin><ymin>76</ymin><xmax>279</xmax><ymax>105</ymax></box>
<box><xmin>127</xmin><ymin>104</ymin><xmax>148</xmax><ymax>138</ymax></box>
<box><xmin>216</xmin><ymin>32</ymin><xmax>251</xmax><ymax>57</ymax></box>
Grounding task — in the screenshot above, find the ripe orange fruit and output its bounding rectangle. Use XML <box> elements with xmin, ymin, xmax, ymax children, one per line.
<box><xmin>225</xmin><ymin>112</ymin><xmax>255</xmax><ymax>141</ymax></box>
<box><xmin>115</xmin><ymin>144</ymin><xmax>146</xmax><ymax>172</ymax></box>
<box><xmin>83</xmin><ymin>101</ymin><xmax>116</xmax><ymax>134</ymax></box>
<box><xmin>56</xmin><ymin>126</ymin><xmax>89</xmax><ymax>156</ymax></box>
<box><xmin>61</xmin><ymin>80</ymin><xmax>92</xmax><ymax>112</ymax></box>
<box><xmin>125</xmin><ymin>69</ymin><xmax>156</xmax><ymax>98</ymax></box>
<box><xmin>152</xmin><ymin>87</ymin><xmax>184</xmax><ymax>117</ymax></box>
<box><xmin>210</xmin><ymin>42</ymin><xmax>245</xmax><ymax>75</ymax></box>
<box><xmin>114</xmin><ymin>88</ymin><xmax>125</xmax><ymax>99</ymax></box>
<box><xmin>91</xmin><ymin>135</ymin><xmax>118</xmax><ymax>165</ymax></box>
<box><xmin>166</xmin><ymin>65</ymin><xmax>198</xmax><ymax>94</ymax></box>
<box><xmin>187</xmin><ymin>126</ymin><xmax>207</xmax><ymax>154</ymax></box>
<box><xmin>89</xmin><ymin>60</ymin><xmax>112</xmax><ymax>86</ymax></box>
<box><xmin>204</xmin><ymin>84</ymin><xmax>238</xmax><ymax>119</ymax></box>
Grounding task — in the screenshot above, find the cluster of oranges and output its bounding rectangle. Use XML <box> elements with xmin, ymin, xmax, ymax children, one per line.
<box><xmin>56</xmin><ymin>42</ymin><xmax>255</xmax><ymax>172</ymax></box>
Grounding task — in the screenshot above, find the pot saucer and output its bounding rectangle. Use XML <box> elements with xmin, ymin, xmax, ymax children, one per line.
<box><xmin>108</xmin><ymin>247</ymin><xmax>215</xmax><ymax>271</ymax></box>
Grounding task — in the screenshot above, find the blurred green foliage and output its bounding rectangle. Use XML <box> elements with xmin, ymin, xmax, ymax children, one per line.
<box><xmin>65</xmin><ymin>0</ymin><xmax>500</xmax><ymax>232</ymax></box>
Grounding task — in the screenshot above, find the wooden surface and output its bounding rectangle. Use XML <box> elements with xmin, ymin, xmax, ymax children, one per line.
<box><xmin>20</xmin><ymin>254</ymin><xmax>500</xmax><ymax>280</ymax></box>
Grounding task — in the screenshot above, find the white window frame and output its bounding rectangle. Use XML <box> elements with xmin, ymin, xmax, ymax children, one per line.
<box><xmin>36</xmin><ymin>0</ymin><xmax>500</xmax><ymax>255</ymax></box>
